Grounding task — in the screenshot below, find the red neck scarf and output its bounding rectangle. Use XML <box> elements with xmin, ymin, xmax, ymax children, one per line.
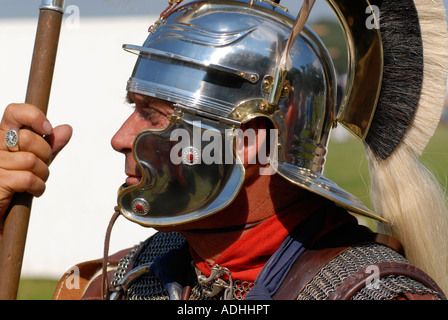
<box><xmin>190</xmin><ymin>197</ymin><xmax>327</xmax><ymax>282</ymax></box>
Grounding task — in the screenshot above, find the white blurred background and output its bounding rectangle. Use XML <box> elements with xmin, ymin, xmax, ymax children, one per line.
<box><xmin>0</xmin><ymin>0</ymin><xmax>447</xmax><ymax>279</ymax></box>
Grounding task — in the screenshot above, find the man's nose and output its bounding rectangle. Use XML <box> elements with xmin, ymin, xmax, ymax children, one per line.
<box><xmin>111</xmin><ymin>111</ymin><xmax>140</xmax><ymax>153</ymax></box>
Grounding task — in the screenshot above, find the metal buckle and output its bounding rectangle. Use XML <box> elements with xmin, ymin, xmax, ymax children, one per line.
<box><xmin>109</xmin><ymin>263</ymin><xmax>153</xmax><ymax>300</ymax></box>
<box><xmin>197</xmin><ymin>265</ymin><xmax>234</xmax><ymax>300</ymax></box>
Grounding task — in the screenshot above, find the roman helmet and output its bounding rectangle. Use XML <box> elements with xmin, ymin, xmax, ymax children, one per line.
<box><xmin>116</xmin><ymin>0</ymin><xmax>448</xmax><ymax>230</ymax></box>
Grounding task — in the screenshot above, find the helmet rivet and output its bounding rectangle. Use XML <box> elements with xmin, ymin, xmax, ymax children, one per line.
<box><xmin>281</xmin><ymin>82</ymin><xmax>291</xmax><ymax>97</ymax></box>
<box><xmin>262</xmin><ymin>76</ymin><xmax>273</xmax><ymax>93</ymax></box>
<box><xmin>182</xmin><ymin>146</ymin><xmax>200</xmax><ymax>165</ymax></box>
<box><xmin>132</xmin><ymin>198</ymin><xmax>150</xmax><ymax>216</ymax></box>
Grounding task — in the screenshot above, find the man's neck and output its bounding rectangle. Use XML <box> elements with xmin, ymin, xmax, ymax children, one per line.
<box><xmin>180</xmin><ymin>180</ymin><xmax>275</xmax><ymax>263</ymax></box>
<box><xmin>175</xmin><ymin>174</ymin><xmax>308</xmax><ymax>265</ymax></box>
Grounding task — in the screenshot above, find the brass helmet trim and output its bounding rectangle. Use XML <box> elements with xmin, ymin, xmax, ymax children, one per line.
<box><xmin>326</xmin><ymin>0</ymin><xmax>383</xmax><ymax>140</ymax></box>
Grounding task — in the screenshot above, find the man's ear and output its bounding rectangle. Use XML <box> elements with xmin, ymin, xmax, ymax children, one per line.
<box><xmin>235</xmin><ymin>117</ymin><xmax>270</xmax><ymax>167</ymax></box>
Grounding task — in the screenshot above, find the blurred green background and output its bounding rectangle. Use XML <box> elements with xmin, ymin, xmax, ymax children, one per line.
<box><xmin>18</xmin><ymin>278</ymin><xmax>60</xmax><ymax>300</ymax></box>
<box><xmin>325</xmin><ymin>125</ymin><xmax>448</xmax><ymax>219</ymax></box>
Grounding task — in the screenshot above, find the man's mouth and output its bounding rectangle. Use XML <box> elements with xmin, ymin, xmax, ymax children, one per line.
<box><xmin>125</xmin><ymin>175</ymin><xmax>142</xmax><ymax>187</ymax></box>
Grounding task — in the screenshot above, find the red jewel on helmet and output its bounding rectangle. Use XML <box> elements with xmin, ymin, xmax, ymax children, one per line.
<box><xmin>182</xmin><ymin>146</ymin><xmax>200</xmax><ymax>166</ymax></box>
<box><xmin>131</xmin><ymin>198</ymin><xmax>150</xmax><ymax>216</ymax></box>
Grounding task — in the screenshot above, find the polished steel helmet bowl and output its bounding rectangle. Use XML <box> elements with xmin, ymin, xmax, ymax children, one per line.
<box><xmin>117</xmin><ymin>0</ymin><xmax>381</xmax><ymax>227</ymax></box>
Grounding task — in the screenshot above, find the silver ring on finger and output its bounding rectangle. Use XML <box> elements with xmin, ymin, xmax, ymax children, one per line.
<box><xmin>5</xmin><ymin>129</ymin><xmax>19</xmax><ymax>151</ymax></box>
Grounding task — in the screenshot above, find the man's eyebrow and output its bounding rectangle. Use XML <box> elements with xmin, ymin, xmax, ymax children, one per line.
<box><xmin>125</xmin><ymin>91</ymin><xmax>135</xmax><ymax>105</ymax></box>
<box><xmin>126</xmin><ymin>91</ymin><xmax>155</xmax><ymax>106</ymax></box>
<box><xmin>125</xmin><ymin>92</ymin><xmax>175</xmax><ymax>111</ymax></box>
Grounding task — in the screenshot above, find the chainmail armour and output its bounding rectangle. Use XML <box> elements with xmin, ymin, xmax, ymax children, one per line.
<box><xmin>110</xmin><ymin>232</ymin><xmax>442</xmax><ymax>300</ymax></box>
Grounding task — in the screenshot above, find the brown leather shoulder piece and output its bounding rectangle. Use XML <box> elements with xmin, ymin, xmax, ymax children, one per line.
<box><xmin>273</xmin><ymin>232</ymin><xmax>445</xmax><ymax>300</ymax></box>
<box><xmin>81</xmin><ymin>270</ymin><xmax>117</xmax><ymax>300</ymax></box>
<box><xmin>52</xmin><ymin>248</ymin><xmax>130</xmax><ymax>300</ymax></box>
<box><xmin>273</xmin><ymin>231</ymin><xmax>393</xmax><ymax>299</ymax></box>
<box><xmin>400</xmin><ymin>293</ymin><xmax>441</xmax><ymax>300</ymax></box>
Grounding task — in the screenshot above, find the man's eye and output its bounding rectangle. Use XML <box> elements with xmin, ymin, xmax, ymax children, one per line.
<box><xmin>137</xmin><ymin>106</ymin><xmax>170</xmax><ymax>128</ymax></box>
<box><xmin>141</xmin><ymin>107</ymin><xmax>156</xmax><ymax>117</ymax></box>
<box><xmin>135</xmin><ymin>105</ymin><xmax>157</xmax><ymax>118</ymax></box>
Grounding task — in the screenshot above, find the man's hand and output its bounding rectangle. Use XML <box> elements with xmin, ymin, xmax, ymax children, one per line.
<box><xmin>0</xmin><ymin>103</ymin><xmax>72</xmax><ymax>231</ymax></box>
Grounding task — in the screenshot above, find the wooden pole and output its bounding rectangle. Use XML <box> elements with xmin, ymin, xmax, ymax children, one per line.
<box><xmin>0</xmin><ymin>0</ymin><xmax>65</xmax><ymax>300</ymax></box>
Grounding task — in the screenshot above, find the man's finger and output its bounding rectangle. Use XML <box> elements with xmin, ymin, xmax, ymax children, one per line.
<box><xmin>0</xmin><ymin>103</ymin><xmax>53</xmax><ymax>136</ymax></box>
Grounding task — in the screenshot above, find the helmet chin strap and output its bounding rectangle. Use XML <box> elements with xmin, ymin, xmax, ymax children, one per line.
<box><xmin>101</xmin><ymin>207</ymin><xmax>122</xmax><ymax>300</ymax></box>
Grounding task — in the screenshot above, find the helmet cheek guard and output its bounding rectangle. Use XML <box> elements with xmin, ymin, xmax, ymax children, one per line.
<box><xmin>117</xmin><ymin>0</ymin><xmax>385</xmax><ymax>228</ymax></box>
<box><xmin>118</xmin><ymin>110</ymin><xmax>245</xmax><ymax>227</ymax></box>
